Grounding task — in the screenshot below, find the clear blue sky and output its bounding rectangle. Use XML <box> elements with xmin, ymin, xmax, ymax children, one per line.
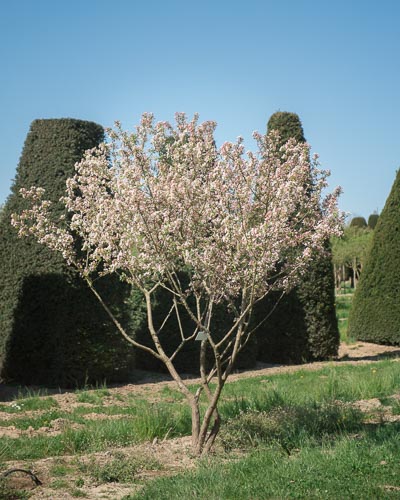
<box><xmin>1</xmin><ymin>0</ymin><xmax>399</xmax><ymax>219</ymax></box>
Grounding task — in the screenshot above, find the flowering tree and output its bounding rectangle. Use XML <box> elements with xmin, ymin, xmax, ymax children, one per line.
<box><xmin>12</xmin><ymin>113</ymin><xmax>342</xmax><ymax>455</ymax></box>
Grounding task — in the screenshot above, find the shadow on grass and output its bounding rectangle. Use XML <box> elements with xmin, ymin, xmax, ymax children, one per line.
<box><xmin>338</xmin><ymin>350</ymin><xmax>400</xmax><ymax>362</ymax></box>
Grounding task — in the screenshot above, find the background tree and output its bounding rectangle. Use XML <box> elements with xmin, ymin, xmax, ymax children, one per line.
<box><xmin>331</xmin><ymin>226</ymin><xmax>373</xmax><ymax>290</ymax></box>
<box><xmin>348</xmin><ymin>169</ymin><xmax>400</xmax><ymax>344</ymax></box>
<box><xmin>12</xmin><ymin>113</ymin><xmax>342</xmax><ymax>454</ymax></box>
<box><xmin>0</xmin><ymin>119</ymin><xmax>134</xmax><ymax>387</ymax></box>
<box><xmin>256</xmin><ymin>111</ymin><xmax>339</xmax><ymax>363</ymax></box>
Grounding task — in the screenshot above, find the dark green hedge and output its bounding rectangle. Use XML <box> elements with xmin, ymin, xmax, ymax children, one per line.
<box><xmin>0</xmin><ymin>119</ymin><xmax>134</xmax><ymax>387</ymax></box>
<box><xmin>255</xmin><ymin>245</ymin><xmax>338</xmax><ymax>363</ymax></box>
<box><xmin>350</xmin><ymin>217</ymin><xmax>367</xmax><ymax>229</ymax></box>
<box><xmin>256</xmin><ymin>112</ymin><xmax>339</xmax><ymax>364</ymax></box>
<box><xmin>267</xmin><ymin>111</ymin><xmax>306</xmax><ymax>147</ymax></box>
<box><xmin>348</xmin><ymin>170</ymin><xmax>400</xmax><ymax>345</ymax></box>
<box><xmin>130</xmin><ymin>282</ymin><xmax>258</xmax><ymax>375</ymax></box>
<box><xmin>368</xmin><ymin>214</ymin><xmax>379</xmax><ymax>229</ymax></box>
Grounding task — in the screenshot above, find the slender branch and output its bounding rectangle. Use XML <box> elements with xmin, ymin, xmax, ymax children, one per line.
<box><xmin>173</xmin><ymin>296</ymin><xmax>185</xmax><ymax>342</ymax></box>
<box><xmin>169</xmin><ymin>330</ymin><xmax>198</xmax><ymax>361</ymax></box>
<box><xmin>143</xmin><ymin>290</ymin><xmax>193</xmax><ymax>399</ymax></box>
<box><xmin>85</xmin><ymin>277</ymin><xmax>161</xmax><ymax>359</ymax></box>
<box><xmin>156</xmin><ymin>302</ymin><xmax>175</xmax><ymax>336</ymax></box>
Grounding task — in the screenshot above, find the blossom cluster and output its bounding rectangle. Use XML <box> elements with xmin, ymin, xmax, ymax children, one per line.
<box><xmin>12</xmin><ymin>113</ymin><xmax>343</xmax><ymax>302</ymax></box>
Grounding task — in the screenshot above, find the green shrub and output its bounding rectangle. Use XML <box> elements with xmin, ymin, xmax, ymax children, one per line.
<box><xmin>348</xmin><ymin>170</ymin><xmax>400</xmax><ymax>344</ymax></box>
<box><xmin>0</xmin><ymin>119</ymin><xmax>134</xmax><ymax>387</ymax></box>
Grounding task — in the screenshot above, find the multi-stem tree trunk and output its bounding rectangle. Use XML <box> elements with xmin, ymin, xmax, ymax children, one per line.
<box><xmin>87</xmin><ymin>276</ymin><xmax>249</xmax><ymax>455</ymax></box>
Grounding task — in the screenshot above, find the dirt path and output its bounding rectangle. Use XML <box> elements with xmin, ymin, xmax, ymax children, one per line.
<box><xmin>59</xmin><ymin>341</ymin><xmax>400</xmax><ymax>408</ymax></box>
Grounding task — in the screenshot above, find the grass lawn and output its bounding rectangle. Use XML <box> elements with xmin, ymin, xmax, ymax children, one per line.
<box><xmin>132</xmin><ymin>424</ymin><xmax>400</xmax><ymax>499</ymax></box>
<box><xmin>0</xmin><ymin>358</ymin><xmax>399</xmax><ymax>498</ymax></box>
<box><xmin>335</xmin><ymin>289</ymin><xmax>355</xmax><ymax>343</ymax></box>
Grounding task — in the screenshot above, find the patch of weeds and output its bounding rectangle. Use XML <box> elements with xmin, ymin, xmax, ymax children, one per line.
<box><xmin>113</xmin><ymin>393</ymin><xmax>126</xmax><ymax>402</ymax></box>
<box><xmin>50</xmin><ymin>478</ymin><xmax>69</xmax><ymax>489</ymax></box>
<box><xmin>76</xmin><ymin>389</ymin><xmax>109</xmax><ymax>405</ymax></box>
<box><xmin>71</xmin><ymin>405</ymin><xmax>132</xmax><ymax>418</ymax></box>
<box><xmin>0</xmin><ymin>477</ymin><xmax>30</xmax><ymax>499</ymax></box>
<box><xmin>70</xmin><ymin>488</ymin><xmax>88</xmax><ymax>497</ymax></box>
<box><xmin>79</xmin><ymin>451</ymin><xmax>162</xmax><ymax>484</ymax></box>
<box><xmin>220</xmin><ymin>388</ymin><xmax>286</xmax><ymax>419</ymax></box>
<box><xmin>50</xmin><ymin>461</ymin><xmax>74</xmax><ymax>477</ymax></box>
<box><xmin>160</xmin><ymin>387</ymin><xmax>185</xmax><ymax>401</ymax></box>
<box><xmin>0</xmin><ymin>396</ymin><xmax>59</xmax><ymax>414</ymax></box>
<box><xmin>17</xmin><ymin>387</ymin><xmax>49</xmax><ymax>399</ymax></box>
<box><xmin>4</xmin><ymin>409</ymin><xmax>64</xmax><ymax>430</ymax></box>
<box><xmin>75</xmin><ymin>477</ymin><xmax>85</xmax><ymax>487</ymax></box>
<box><xmin>0</xmin><ymin>418</ymin><xmax>152</xmax><ymax>460</ymax></box>
<box><xmin>391</xmin><ymin>400</ymin><xmax>400</xmax><ymax>415</ymax></box>
<box><xmin>379</xmin><ymin>396</ymin><xmax>395</xmax><ymax>406</ymax></box>
<box><xmin>220</xmin><ymin>402</ymin><xmax>364</xmax><ymax>453</ymax></box>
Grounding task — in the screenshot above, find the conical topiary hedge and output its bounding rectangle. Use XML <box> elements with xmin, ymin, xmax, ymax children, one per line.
<box><xmin>255</xmin><ymin>112</ymin><xmax>339</xmax><ymax>363</ymax></box>
<box><xmin>0</xmin><ymin>119</ymin><xmax>134</xmax><ymax>387</ymax></box>
<box><xmin>348</xmin><ymin>170</ymin><xmax>400</xmax><ymax>344</ymax></box>
<box><xmin>350</xmin><ymin>217</ymin><xmax>368</xmax><ymax>229</ymax></box>
<box><xmin>368</xmin><ymin>213</ymin><xmax>379</xmax><ymax>229</ymax></box>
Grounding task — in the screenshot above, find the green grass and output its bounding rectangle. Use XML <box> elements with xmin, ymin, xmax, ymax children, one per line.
<box><xmin>335</xmin><ymin>293</ymin><xmax>355</xmax><ymax>343</ymax></box>
<box><xmin>218</xmin><ymin>361</ymin><xmax>400</xmax><ymax>417</ymax></box>
<box><xmin>0</xmin><ymin>402</ymin><xmax>191</xmax><ymax>461</ymax></box>
<box><xmin>0</xmin><ymin>395</ymin><xmax>59</xmax><ymax>413</ymax></box>
<box><xmin>220</xmin><ymin>403</ymin><xmax>363</xmax><ymax>453</ymax></box>
<box><xmin>1</xmin><ymin>358</ymin><xmax>399</xmax><ymax>499</ymax></box>
<box><xmin>0</xmin><ymin>477</ymin><xmax>31</xmax><ymax>499</ymax></box>
<box><xmin>0</xmin><ymin>360</ymin><xmax>398</xmax><ymax>462</ymax></box>
<box><xmin>75</xmin><ymin>388</ymin><xmax>110</xmax><ymax>405</ymax></box>
<box><xmin>0</xmin><ymin>409</ymin><xmax>64</xmax><ymax>430</ymax></box>
<box><xmin>50</xmin><ymin>461</ymin><xmax>75</xmax><ymax>477</ymax></box>
<box><xmin>77</xmin><ymin>450</ymin><xmax>162</xmax><ymax>484</ymax></box>
<box><xmin>130</xmin><ymin>423</ymin><xmax>400</xmax><ymax>499</ymax></box>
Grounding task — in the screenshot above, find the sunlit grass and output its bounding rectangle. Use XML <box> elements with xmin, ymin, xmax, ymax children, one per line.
<box><xmin>335</xmin><ymin>292</ymin><xmax>355</xmax><ymax>343</ymax></box>
<box><xmin>131</xmin><ymin>423</ymin><xmax>400</xmax><ymax>499</ymax></box>
<box><xmin>1</xmin><ymin>360</ymin><xmax>398</xmax><ymax>464</ymax></box>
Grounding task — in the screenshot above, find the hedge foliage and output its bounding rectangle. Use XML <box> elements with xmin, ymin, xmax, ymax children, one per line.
<box><xmin>348</xmin><ymin>170</ymin><xmax>400</xmax><ymax>345</ymax></box>
<box><xmin>255</xmin><ymin>112</ymin><xmax>339</xmax><ymax>363</ymax></box>
<box><xmin>267</xmin><ymin>111</ymin><xmax>306</xmax><ymax>147</ymax></box>
<box><xmin>350</xmin><ymin>217</ymin><xmax>367</xmax><ymax>229</ymax></box>
<box><xmin>368</xmin><ymin>213</ymin><xmax>379</xmax><ymax>229</ymax></box>
<box><xmin>0</xmin><ymin>119</ymin><xmax>134</xmax><ymax>387</ymax></box>
<box><xmin>130</xmin><ymin>281</ymin><xmax>258</xmax><ymax>374</ymax></box>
